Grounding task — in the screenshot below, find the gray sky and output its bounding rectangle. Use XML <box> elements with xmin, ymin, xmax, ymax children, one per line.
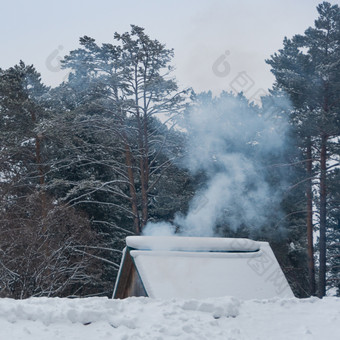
<box><xmin>2</xmin><ymin>0</ymin><xmax>339</xmax><ymax>101</ymax></box>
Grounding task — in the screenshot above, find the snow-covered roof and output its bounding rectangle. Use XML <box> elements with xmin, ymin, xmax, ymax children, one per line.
<box><xmin>114</xmin><ymin>236</ymin><xmax>294</xmax><ymax>300</ymax></box>
<box><xmin>126</xmin><ymin>236</ymin><xmax>260</xmax><ymax>252</ymax></box>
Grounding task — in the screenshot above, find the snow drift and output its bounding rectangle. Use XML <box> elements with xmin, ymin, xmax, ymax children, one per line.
<box><xmin>0</xmin><ymin>296</ymin><xmax>338</xmax><ymax>339</ymax></box>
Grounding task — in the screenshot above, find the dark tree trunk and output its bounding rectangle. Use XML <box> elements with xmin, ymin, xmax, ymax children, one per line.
<box><xmin>306</xmin><ymin>137</ymin><xmax>316</xmax><ymax>296</ymax></box>
<box><xmin>134</xmin><ymin>66</ymin><xmax>148</xmax><ymax>231</ymax></box>
<box><xmin>124</xmin><ymin>142</ymin><xmax>140</xmax><ymax>234</ymax></box>
<box><xmin>35</xmin><ymin>133</ymin><xmax>47</xmax><ymax>226</ymax></box>
<box><xmin>141</xmin><ymin>115</ymin><xmax>149</xmax><ymax>230</ymax></box>
<box><xmin>318</xmin><ymin>133</ymin><xmax>328</xmax><ymax>297</ymax></box>
<box><xmin>139</xmin><ymin>139</ymin><xmax>148</xmax><ymax>229</ymax></box>
<box><xmin>136</xmin><ymin>112</ymin><xmax>148</xmax><ymax>230</ymax></box>
<box><xmin>31</xmin><ymin>109</ymin><xmax>46</xmax><ymax>222</ymax></box>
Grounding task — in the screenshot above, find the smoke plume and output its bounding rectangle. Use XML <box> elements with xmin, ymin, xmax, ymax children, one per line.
<box><xmin>143</xmin><ymin>92</ymin><xmax>291</xmax><ymax>237</ymax></box>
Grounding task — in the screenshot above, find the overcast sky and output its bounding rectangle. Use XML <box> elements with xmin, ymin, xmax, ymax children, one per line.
<box><xmin>2</xmin><ymin>0</ymin><xmax>340</xmax><ymax>101</ymax></box>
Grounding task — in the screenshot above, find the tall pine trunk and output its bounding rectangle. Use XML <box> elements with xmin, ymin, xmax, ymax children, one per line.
<box><xmin>35</xmin><ymin>133</ymin><xmax>47</xmax><ymax>226</ymax></box>
<box><xmin>134</xmin><ymin>66</ymin><xmax>149</xmax><ymax>231</ymax></box>
<box><xmin>306</xmin><ymin>137</ymin><xmax>316</xmax><ymax>295</ymax></box>
<box><xmin>138</xmin><ymin>123</ymin><xmax>148</xmax><ymax>229</ymax></box>
<box><xmin>135</xmin><ymin>112</ymin><xmax>148</xmax><ymax>230</ymax></box>
<box><xmin>30</xmin><ymin>110</ymin><xmax>46</xmax><ymax>223</ymax></box>
<box><xmin>141</xmin><ymin>114</ymin><xmax>149</xmax><ymax>229</ymax></box>
<box><xmin>318</xmin><ymin>132</ymin><xmax>328</xmax><ymax>297</ymax></box>
<box><xmin>124</xmin><ymin>142</ymin><xmax>140</xmax><ymax>234</ymax></box>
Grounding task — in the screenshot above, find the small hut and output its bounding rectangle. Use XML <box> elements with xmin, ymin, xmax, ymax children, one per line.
<box><xmin>113</xmin><ymin>236</ymin><xmax>294</xmax><ymax>300</ymax></box>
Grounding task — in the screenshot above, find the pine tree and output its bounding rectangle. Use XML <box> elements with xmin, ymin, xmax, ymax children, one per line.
<box><xmin>59</xmin><ymin>25</ymin><xmax>187</xmax><ymax>234</ymax></box>
<box><xmin>266</xmin><ymin>1</ymin><xmax>340</xmax><ymax>297</ymax></box>
<box><xmin>0</xmin><ymin>62</ymin><xmax>105</xmax><ymax>297</ymax></box>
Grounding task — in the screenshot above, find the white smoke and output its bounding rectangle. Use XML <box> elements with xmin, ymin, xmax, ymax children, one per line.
<box><xmin>143</xmin><ymin>92</ymin><xmax>290</xmax><ymax>237</ymax></box>
<box><xmin>142</xmin><ymin>221</ymin><xmax>176</xmax><ymax>236</ymax></box>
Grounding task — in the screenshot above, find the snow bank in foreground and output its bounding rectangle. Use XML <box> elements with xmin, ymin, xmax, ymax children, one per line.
<box><xmin>0</xmin><ymin>296</ymin><xmax>338</xmax><ymax>339</ymax></box>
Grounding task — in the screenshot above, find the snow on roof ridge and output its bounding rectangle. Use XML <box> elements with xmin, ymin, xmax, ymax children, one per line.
<box><xmin>126</xmin><ymin>236</ymin><xmax>260</xmax><ymax>252</ymax></box>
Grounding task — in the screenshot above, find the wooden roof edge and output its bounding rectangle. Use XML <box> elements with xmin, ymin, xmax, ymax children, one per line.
<box><xmin>113</xmin><ymin>247</ymin><xmax>134</xmax><ymax>299</ymax></box>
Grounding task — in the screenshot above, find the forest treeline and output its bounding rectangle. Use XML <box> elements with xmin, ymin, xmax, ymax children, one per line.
<box><xmin>0</xmin><ymin>2</ymin><xmax>339</xmax><ymax>298</ymax></box>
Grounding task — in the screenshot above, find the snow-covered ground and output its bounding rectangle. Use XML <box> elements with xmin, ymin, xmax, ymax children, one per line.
<box><xmin>0</xmin><ymin>296</ymin><xmax>339</xmax><ymax>339</ymax></box>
